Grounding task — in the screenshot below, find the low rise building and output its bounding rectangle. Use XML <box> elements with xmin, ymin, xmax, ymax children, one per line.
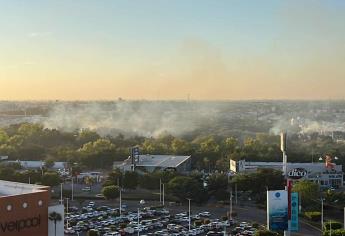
<box><xmin>5</xmin><ymin>160</ymin><xmax>67</xmax><ymax>170</ymax></box>
<box><xmin>114</xmin><ymin>154</ymin><xmax>192</xmax><ymax>173</ymax></box>
<box><xmin>230</xmin><ymin>159</ymin><xmax>343</xmax><ymax>188</ymax></box>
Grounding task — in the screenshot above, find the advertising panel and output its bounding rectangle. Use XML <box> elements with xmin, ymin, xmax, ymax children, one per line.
<box><xmin>290</xmin><ymin>192</ymin><xmax>299</xmax><ymax>231</ymax></box>
<box><xmin>267</xmin><ymin>190</ymin><xmax>288</xmax><ymax>231</ymax></box>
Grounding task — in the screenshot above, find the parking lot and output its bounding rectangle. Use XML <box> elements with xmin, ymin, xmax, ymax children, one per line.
<box><xmin>64</xmin><ymin>200</ymin><xmax>264</xmax><ymax>236</ymax></box>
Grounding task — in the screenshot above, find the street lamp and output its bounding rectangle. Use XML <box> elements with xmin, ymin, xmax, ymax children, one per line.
<box><xmin>321</xmin><ymin>198</ymin><xmax>324</xmax><ymax>231</ymax></box>
<box><xmin>186</xmin><ymin>198</ymin><xmax>192</xmax><ymax>232</ymax></box>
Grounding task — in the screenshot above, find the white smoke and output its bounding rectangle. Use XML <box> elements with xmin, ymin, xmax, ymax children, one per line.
<box><xmin>42</xmin><ymin>101</ymin><xmax>219</xmax><ymax>137</ymax></box>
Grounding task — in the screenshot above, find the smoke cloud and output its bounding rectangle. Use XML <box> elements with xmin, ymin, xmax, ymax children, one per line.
<box><xmin>42</xmin><ymin>101</ymin><xmax>220</xmax><ymax>137</ymax></box>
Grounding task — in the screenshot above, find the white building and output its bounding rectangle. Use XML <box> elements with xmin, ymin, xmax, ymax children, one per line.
<box><xmin>230</xmin><ymin>159</ymin><xmax>343</xmax><ymax>188</ymax></box>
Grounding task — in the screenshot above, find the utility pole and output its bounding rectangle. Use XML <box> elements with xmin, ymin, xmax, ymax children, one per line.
<box><xmin>235</xmin><ymin>183</ymin><xmax>238</xmax><ymax>205</ymax></box>
<box><xmin>160</xmin><ymin>179</ymin><xmax>162</xmax><ymax>204</ymax></box>
<box><xmin>162</xmin><ymin>183</ymin><xmax>165</xmax><ymax>206</ymax></box>
<box><xmin>28</xmin><ymin>177</ymin><xmax>31</xmax><ymax>184</ymax></box>
<box><xmin>230</xmin><ymin>188</ymin><xmax>233</xmax><ymax>220</ymax></box>
<box><xmin>60</xmin><ymin>183</ymin><xmax>63</xmax><ymax>204</ymax></box>
<box><xmin>119</xmin><ymin>187</ymin><xmax>122</xmax><ymax>216</ymax></box>
<box><xmin>71</xmin><ymin>177</ymin><xmax>74</xmax><ymax>201</ymax></box>
<box><xmin>344</xmin><ymin>207</ymin><xmax>345</xmax><ymax>230</ymax></box>
<box><xmin>281</xmin><ymin>132</ymin><xmax>290</xmax><ymax>236</ymax></box>
<box><xmin>66</xmin><ymin>198</ymin><xmax>69</xmax><ymax>227</ymax></box>
<box><xmin>187</xmin><ymin>198</ymin><xmax>192</xmax><ymax>232</ymax></box>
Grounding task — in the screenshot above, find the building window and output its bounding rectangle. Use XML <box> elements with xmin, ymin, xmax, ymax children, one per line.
<box><xmin>22</xmin><ymin>202</ymin><xmax>28</xmax><ymax>208</ymax></box>
<box><xmin>38</xmin><ymin>200</ymin><xmax>43</xmax><ymax>206</ymax></box>
<box><xmin>6</xmin><ymin>204</ymin><xmax>12</xmax><ymax>211</ymax></box>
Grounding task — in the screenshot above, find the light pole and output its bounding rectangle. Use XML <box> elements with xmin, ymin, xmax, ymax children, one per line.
<box><xmin>71</xmin><ymin>176</ymin><xmax>74</xmax><ymax>201</ymax></box>
<box><xmin>162</xmin><ymin>183</ymin><xmax>165</xmax><ymax>206</ymax></box>
<box><xmin>119</xmin><ymin>187</ymin><xmax>122</xmax><ymax>216</ymax></box>
<box><xmin>137</xmin><ymin>208</ymin><xmax>140</xmax><ymax>236</ymax></box>
<box><xmin>235</xmin><ymin>183</ymin><xmax>238</xmax><ymax>205</ymax></box>
<box><xmin>229</xmin><ymin>188</ymin><xmax>233</xmax><ymax>221</ymax></box>
<box><xmin>60</xmin><ymin>183</ymin><xmax>63</xmax><ymax>204</ymax></box>
<box><xmin>321</xmin><ymin>198</ymin><xmax>324</xmax><ymax>231</ymax></box>
<box><xmin>187</xmin><ymin>198</ymin><xmax>192</xmax><ymax>232</ymax></box>
<box><xmin>159</xmin><ymin>179</ymin><xmax>162</xmax><ymax>204</ymax></box>
<box><xmin>66</xmin><ymin>198</ymin><xmax>69</xmax><ymax>228</ymax></box>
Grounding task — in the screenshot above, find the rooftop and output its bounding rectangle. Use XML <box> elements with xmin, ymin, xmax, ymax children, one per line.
<box><xmin>136</xmin><ymin>155</ymin><xmax>191</xmax><ymax>168</ymax></box>
<box><xmin>0</xmin><ymin>180</ymin><xmax>49</xmax><ymax>197</ymax></box>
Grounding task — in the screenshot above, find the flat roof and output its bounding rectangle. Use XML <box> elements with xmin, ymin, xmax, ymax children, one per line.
<box><xmin>0</xmin><ymin>180</ymin><xmax>49</xmax><ymax>197</ymax></box>
<box><xmin>136</xmin><ymin>155</ymin><xmax>191</xmax><ymax>168</ymax></box>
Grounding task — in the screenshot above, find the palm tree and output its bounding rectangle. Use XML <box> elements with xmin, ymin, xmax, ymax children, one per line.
<box><xmin>84</xmin><ymin>176</ymin><xmax>95</xmax><ymax>190</ymax></box>
<box><xmin>49</xmin><ymin>211</ymin><xmax>62</xmax><ymax>236</ymax></box>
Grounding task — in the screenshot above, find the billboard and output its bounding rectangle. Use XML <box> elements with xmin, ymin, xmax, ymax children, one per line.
<box><xmin>290</xmin><ymin>192</ymin><xmax>299</xmax><ymax>231</ymax></box>
<box><xmin>267</xmin><ymin>190</ymin><xmax>288</xmax><ymax>231</ymax></box>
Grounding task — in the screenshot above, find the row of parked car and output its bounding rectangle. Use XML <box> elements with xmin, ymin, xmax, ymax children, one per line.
<box><xmin>64</xmin><ymin>201</ymin><xmax>260</xmax><ymax>236</ymax></box>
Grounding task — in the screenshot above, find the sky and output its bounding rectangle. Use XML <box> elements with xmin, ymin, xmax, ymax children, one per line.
<box><xmin>0</xmin><ymin>0</ymin><xmax>344</xmax><ymax>100</ymax></box>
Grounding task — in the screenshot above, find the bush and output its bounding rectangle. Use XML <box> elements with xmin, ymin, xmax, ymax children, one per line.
<box><xmin>255</xmin><ymin>230</ymin><xmax>279</xmax><ymax>236</ymax></box>
<box><xmin>252</xmin><ymin>222</ymin><xmax>259</xmax><ymax>228</ymax></box>
<box><xmin>194</xmin><ymin>220</ymin><xmax>203</xmax><ymax>226</ymax></box>
<box><xmin>101</xmin><ymin>185</ymin><xmax>120</xmax><ymax>200</ymax></box>
<box><xmin>204</xmin><ymin>219</ymin><xmax>210</xmax><ymax>224</ymax></box>
<box><xmin>323</xmin><ymin>229</ymin><xmax>345</xmax><ymax>236</ymax></box>
<box><xmin>87</xmin><ymin>229</ymin><xmax>99</xmax><ymax>236</ymax></box>
<box><xmin>324</xmin><ymin>221</ymin><xmax>343</xmax><ymax>230</ymax></box>
<box><xmin>305</xmin><ymin>211</ymin><xmax>321</xmax><ymax>221</ymax></box>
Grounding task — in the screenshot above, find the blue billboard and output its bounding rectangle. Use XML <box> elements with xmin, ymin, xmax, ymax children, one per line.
<box><xmin>290</xmin><ymin>192</ymin><xmax>299</xmax><ymax>231</ymax></box>
<box><xmin>267</xmin><ymin>190</ymin><xmax>288</xmax><ymax>231</ymax></box>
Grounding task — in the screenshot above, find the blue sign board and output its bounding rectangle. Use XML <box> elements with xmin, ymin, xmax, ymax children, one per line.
<box><xmin>290</xmin><ymin>192</ymin><xmax>299</xmax><ymax>231</ymax></box>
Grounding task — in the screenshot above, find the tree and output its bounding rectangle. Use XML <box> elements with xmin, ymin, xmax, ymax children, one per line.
<box><xmin>102</xmin><ymin>185</ymin><xmax>120</xmax><ymax>199</ymax></box>
<box><xmin>167</xmin><ymin>176</ymin><xmax>207</xmax><ymax>203</ymax></box>
<box><xmin>123</xmin><ymin>171</ymin><xmax>138</xmax><ymax>189</ymax></box>
<box><xmin>171</xmin><ymin>138</ymin><xmax>192</xmax><ymax>155</ymax></box>
<box><xmin>45</xmin><ymin>157</ymin><xmax>55</xmax><ymax>169</ymax></box>
<box><xmin>0</xmin><ymin>128</ymin><xmax>9</xmax><ymax>144</ymax></box>
<box><xmin>138</xmin><ymin>173</ymin><xmax>160</xmax><ymax>190</ymax></box>
<box><xmin>84</xmin><ymin>176</ymin><xmax>95</xmax><ymax>190</ymax></box>
<box><xmin>103</xmin><ymin>169</ymin><xmax>123</xmax><ymax>187</ymax></box>
<box><xmin>49</xmin><ymin>211</ymin><xmax>62</xmax><ymax>236</ymax></box>
<box><xmin>78</xmin><ymin>138</ymin><xmax>116</xmax><ymax>168</ymax></box>
<box><xmin>207</xmin><ymin>173</ymin><xmax>229</xmax><ymax>200</ymax></box>
<box><xmin>231</xmin><ymin>168</ymin><xmax>284</xmax><ymax>203</ymax></box>
<box><xmin>41</xmin><ymin>172</ymin><xmax>61</xmax><ymax>187</ymax></box>
<box><xmin>292</xmin><ymin>180</ymin><xmax>320</xmax><ymax>210</ymax></box>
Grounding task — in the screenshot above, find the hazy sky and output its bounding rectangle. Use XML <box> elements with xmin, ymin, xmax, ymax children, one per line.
<box><xmin>0</xmin><ymin>0</ymin><xmax>344</xmax><ymax>100</ymax></box>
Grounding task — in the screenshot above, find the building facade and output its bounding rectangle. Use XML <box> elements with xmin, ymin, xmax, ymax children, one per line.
<box><xmin>230</xmin><ymin>159</ymin><xmax>343</xmax><ymax>188</ymax></box>
<box><xmin>0</xmin><ymin>180</ymin><xmax>64</xmax><ymax>236</ymax></box>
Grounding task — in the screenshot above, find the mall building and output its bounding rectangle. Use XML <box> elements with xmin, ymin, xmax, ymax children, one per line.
<box><xmin>0</xmin><ymin>180</ymin><xmax>64</xmax><ymax>236</ymax></box>
<box><xmin>230</xmin><ymin>159</ymin><xmax>344</xmax><ymax>188</ymax></box>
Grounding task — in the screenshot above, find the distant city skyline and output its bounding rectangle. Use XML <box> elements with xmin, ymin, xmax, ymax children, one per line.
<box><xmin>0</xmin><ymin>0</ymin><xmax>344</xmax><ymax>100</ymax></box>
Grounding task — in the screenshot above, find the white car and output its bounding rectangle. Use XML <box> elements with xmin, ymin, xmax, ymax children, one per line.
<box><xmin>140</xmin><ymin>199</ymin><xmax>146</xmax><ymax>204</ymax></box>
